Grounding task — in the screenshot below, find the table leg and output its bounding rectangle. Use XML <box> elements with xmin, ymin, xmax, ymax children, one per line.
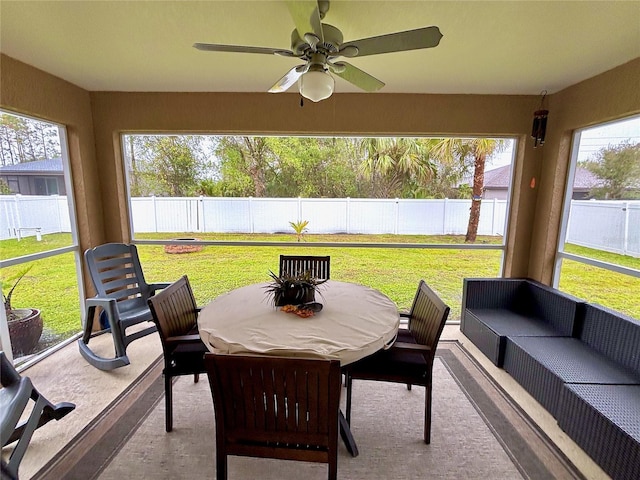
<box><xmin>339</xmin><ymin>410</ymin><xmax>359</xmax><ymax>457</ymax></box>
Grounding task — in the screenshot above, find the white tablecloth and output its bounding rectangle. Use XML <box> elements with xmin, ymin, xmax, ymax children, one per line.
<box><xmin>198</xmin><ymin>280</ymin><xmax>400</xmax><ymax>366</ymax></box>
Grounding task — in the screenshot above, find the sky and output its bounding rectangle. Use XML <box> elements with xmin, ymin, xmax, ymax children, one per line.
<box><xmin>487</xmin><ymin>115</ymin><xmax>640</xmax><ymax>171</ymax></box>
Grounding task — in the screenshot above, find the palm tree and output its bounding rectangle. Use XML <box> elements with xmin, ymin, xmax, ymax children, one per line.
<box><xmin>465</xmin><ymin>139</ymin><xmax>505</xmax><ymax>242</ymax></box>
<box><xmin>428</xmin><ymin>138</ymin><xmax>505</xmax><ymax>242</ymax></box>
<box><xmin>426</xmin><ymin>138</ymin><xmax>474</xmax><ymax>198</ymax></box>
<box><xmin>359</xmin><ymin>138</ymin><xmax>436</xmax><ymax>198</ymax></box>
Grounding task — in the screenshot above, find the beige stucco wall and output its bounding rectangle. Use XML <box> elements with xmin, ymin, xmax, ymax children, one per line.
<box><xmin>0</xmin><ymin>54</ymin><xmax>103</xmax><ymax>255</ymax></box>
<box><xmin>88</xmin><ymin>90</ymin><xmax>537</xmax><ymax>278</ymax></box>
<box><xmin>1</xmin><ymin>53</ymin><xmax>639</xmax><ymax>288</ymax></box>
<box><xmin>531</xmin><ymin>58</ymin><xmax>640</xmax><ymax>283</ymax></box>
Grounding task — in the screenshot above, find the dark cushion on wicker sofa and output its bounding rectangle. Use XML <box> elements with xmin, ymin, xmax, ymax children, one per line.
<box><xmin>557</xmin><ymin>384</ymin><xmax>640</xmax><ymax>480</ymax></box>
<box><xmin>577</xmin><ymin>303</ymin><xmax>640</xmax><ymax>376</ymax></box>
<box><xmin>504</xmin><ymin>303</ymin><xmax>640</xmax><ymax>417</ymax></box>
<box><xmin>503</xmin><ymin>336</ymin><xmax>640</xmax><ymax>417</ymax></box>
<box><xmin>460</xmin><ymin>278</ymin><xmax>582</xmax><ymax>366</ymax></box>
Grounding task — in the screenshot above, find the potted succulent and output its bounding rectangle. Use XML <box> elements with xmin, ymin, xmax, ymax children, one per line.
<box><xmin>264</xmin><ymin>270</ymin><xmax>326</xmax><ymax>307</ymax></box>
<box><xmin>2</xmin><ymin>266</ymin><xmax>43</xmax><ymax>356</ymax></box>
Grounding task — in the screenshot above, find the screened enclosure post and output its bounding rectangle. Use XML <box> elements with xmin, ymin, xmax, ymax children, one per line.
<box><xmin>0</xmin><ymin>303</ymin><xmax>13</xmax><ymax>363</ymax></box>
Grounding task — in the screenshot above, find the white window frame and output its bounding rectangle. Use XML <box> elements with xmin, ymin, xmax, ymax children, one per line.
<box><xmin>120</xmin><ymin>133</ymin><xmax>518</xmax><ymax>289</ymax></box>
<box><xmin>553</xmin><ymin>118</ymin><xmax>640</xmax><ymax>288</ymax></box>
<box><xmin>0</xmin><ymin>114</ymin><xmax>85</xmax><ymax>367</ymax></box>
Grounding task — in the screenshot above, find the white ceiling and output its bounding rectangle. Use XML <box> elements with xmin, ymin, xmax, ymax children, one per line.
<box><xmin>1</xmin><ymin>1</ymin><xmax>639</xmax><ymax>95</ymax></box>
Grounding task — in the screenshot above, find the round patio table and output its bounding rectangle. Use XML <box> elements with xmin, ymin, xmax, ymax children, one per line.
<box><xmin>198</xmin><ymin>280</ymin><xmax>400</xmax><ymax>458</ymax></box>
<box><xmin>198</xmin><ymin>280</ymin><xmax>400</xmax><ymax>366</ymax></box>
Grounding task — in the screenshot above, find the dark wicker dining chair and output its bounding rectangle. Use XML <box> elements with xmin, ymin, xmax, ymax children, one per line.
<box><xmin>279</xmin><ymin>255</ymin><xmax>331</xmax><ymax>280</ymax></box>
<box><xmin>147</xmin><ymin>275</ymin><xmax>208</xmax><ymax>432</ymax></box>
<box><xmin>344</xmin><ymin>280</ymin><xmax>450</xmax><ymax>444</ymax></box>
<box><xmin>204</xmin><ymin>353</ymin><xmax>341</xmax><ymax>480</ymax></box>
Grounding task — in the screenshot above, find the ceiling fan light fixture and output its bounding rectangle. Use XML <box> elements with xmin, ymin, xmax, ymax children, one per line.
<box><xmin>299</xmin><ymin>69</ymin><xmax>334</xmax><ymax>102</ymax></box>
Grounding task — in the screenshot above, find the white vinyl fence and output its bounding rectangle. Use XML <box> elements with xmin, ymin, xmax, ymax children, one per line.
<box><xmin>130</xmin><ymin>196</ymin><xmax>507</xmax><ymax>236</ymax></box>
<box><xmin>0</xmin><ymin>195</ymin><xmax>71</xmax><ymax>240</ymax></box>
<box><xmin>2</xmin><ymin>195</ymin><xmax>639</xmax><ymax>257</ymax></box>
<box><xmin>566</xmin><ymin>200</ymin><xmax>640</xmax><ymax>257</ymax></box>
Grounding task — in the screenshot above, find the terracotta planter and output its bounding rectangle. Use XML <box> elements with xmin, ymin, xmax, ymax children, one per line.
<box><xmin>164</xmin><ymin>238</ymin><xmax>203</xmax><ymax>254</ymax></box>
<box><xmin>8</xmin><ymin>308</ymin><xmax>43</xmax><ymax>356</ymax></box>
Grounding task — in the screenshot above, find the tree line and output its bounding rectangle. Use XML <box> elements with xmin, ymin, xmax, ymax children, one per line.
<box><xmin>1</xmin><ymin>108</ymin><xmax>637</xmax><ymax>243</ymax></box>
<box><xmin>122</xmin><ymin>135</ymin><xmax>640</xmax><ymax>202</ymax></box>
<box><xmin>121</xmin><ymin>134</ymin><xmax>640</xmax><ymax>242</ymax></box>
<box><xmin>580</xmin><ymin>141</ymin><xmax>640</xmax><ymax>200</ymax></box>
<box><xmin>0</xmin><ymin>113</ymin><xmax>61</xmax><ymax>166</ymax></box>
<box><xmin>122</xmin><ymin>135</ymin><xmax>506</xmax><ymax>242</ymax></box>
<box><xmin>123</xmin><ymin>135</ymin><xmax>503</xmax><ymax>199</ymax></box>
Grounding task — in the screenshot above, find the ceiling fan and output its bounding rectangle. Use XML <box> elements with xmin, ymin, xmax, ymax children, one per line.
<box><xmin>194</xmin><ymin>0</ymin><xmax>443</xmax><ymax>102</ymax></box>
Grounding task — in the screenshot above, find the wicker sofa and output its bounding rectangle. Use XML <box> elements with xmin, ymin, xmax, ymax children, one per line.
<box><xmin>460</xmin><ymin>278</ymin><xmax>582</xmax><ymax>367</ymax></box>
<box><xmin>461</xmin><ymin>278</ymin><xmax>640</xmax><ymax>480</ymax></box>
<box><xmin>505</xmin><ymin>302</ymin><xmax>640</xmax><ymax>480</ymax></box>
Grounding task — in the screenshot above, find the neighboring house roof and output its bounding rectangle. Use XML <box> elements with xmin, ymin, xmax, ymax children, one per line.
<box><xmin>483</xmin><ymin>165</ymin><xmax>512</xmax><ymax>189</ymax></box>
<box><xmin>0</xmin><ymin>157</ymin><xmax>63</xmax><ymax>175</ymax></box>
<box><xmin>479</xmin><ymin>164</ymin><xmax>602</xmax><ymax>191</ymax></box>
<box><xmin>572</xmin><ymin>166</ymin><xmax>603</xmax><ymax>189</ymax></box>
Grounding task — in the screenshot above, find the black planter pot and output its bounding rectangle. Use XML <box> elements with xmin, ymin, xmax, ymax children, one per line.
<box><xmin>275</xmin><ymin>288</ymin><xmax>315</xmax><ymax>307</ymax></box>
<box><xmin>8</xmin><ymin>308</ymin><xmax>43</xmax><ymax>356</ymax></box>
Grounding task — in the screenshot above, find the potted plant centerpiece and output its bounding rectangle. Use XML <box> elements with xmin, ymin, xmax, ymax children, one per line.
<box><xmin>2</xmin><ymin>266</ymin><xmax>43</xmax><ymax>356</ymax></box>
<box><xmin>265</xmin><ymin>270</ymin><xmax>326</xmax><ymax>307</ymax></box>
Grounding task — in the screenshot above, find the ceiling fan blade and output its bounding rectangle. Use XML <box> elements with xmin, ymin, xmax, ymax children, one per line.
<box><xmin>268</xmin><ymin>65</ymin><xmax>308</xmax><ymax>93</ymax></box>
<box><xmin>332</xmin><ymin>62</ymin><xmax>385</xmax><ymax>92</ymax></box>
<box><xmin>286</xmin><ymin>1</ymin><xmax>324</xmax><ymax>43</ymax></box>
<box><xmin>193</xmin><ymin>43</ymin><xmax>295</xmax><ymax>57</ymax></box>
<box><xmin>343</xmin><ymin>26</ymin><xmax>443</xmax><ymax>57</ymax></box>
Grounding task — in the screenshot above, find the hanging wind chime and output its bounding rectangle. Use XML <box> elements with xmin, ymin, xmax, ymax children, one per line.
<box><xmin>531</xmin><ymin>90</ymin><xmax>549</xmax><ymax>148</ymax></box>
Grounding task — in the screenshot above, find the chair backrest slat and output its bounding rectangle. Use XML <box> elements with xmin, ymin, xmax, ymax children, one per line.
<box><xmin>408</xmin><ymin>280</ymin><xmax>450</xmax><ymax>358</ymax></box>
<box><xmin>205</xmin><ymin>354</ymin><xmax>340</xmax><ymax>454</ymax></box>
<box><xmin>279</xmin><ymin>255</ymin><xmax>331</xmax><ymax>280</ymax></box>
<box><xmin>85</xmin><ymin>243</ymin><xmax>151</xmax><ymax>310</ymax></box>
<box><xmin>147</xmin><ymin>275</ymin><xmax>198</xmax><ymax>340</ymax></box>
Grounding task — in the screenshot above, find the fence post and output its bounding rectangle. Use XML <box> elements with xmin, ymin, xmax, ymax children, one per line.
<box><xmin>623</xmin><ymin>202</ymin><xmax>630</xmax><ymax>256</ymax></box>
<box><xmin>298</xmin><ymin>196</ymin><xmax>302</xmax><ymax>222</ymax></box>
<box><xmin>346</xmin><ymin>197</ymin><xmax>350</xmax><ymax>234</ymax></box>
<box><xmin>442</xmin><ymin>198</ymin><xmax>448</xmax><ymax>235</ymax></box>
<box><xmin>394</xmin><ymin>198</ymin><xmax>400</xmax><ymax>234</ymax></box>
<box><xmin>492</xmin><ymin>198</ymin><xmax>497</xmax><ymax>235</ymax></box>
<box><xmin>10</xmin><ymin>195</ymin><xmax>20</xmax><ymax>238</ymax></box>
<box><xmin>198</xmin><ymin>196</ymin><xmax>204</xmax><ymax>233</ymax></box>
<box><xmin>248</xmin><ymin>197</ymin><xmax>254</xmax><ymax>234</ymax></box>
<box><xmin>152</xmin><ymin>195</ymin><xmax>158</xmax><ymax>233</ymax></box>
<box><xmin>55</xmin><ymin>195</ymin><xmax>63</xmax><ymax>235</ymax></box>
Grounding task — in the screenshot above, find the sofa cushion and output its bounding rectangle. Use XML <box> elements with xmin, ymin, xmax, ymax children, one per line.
<box><xmin>515</xmin><ymin>281</ymin><xmax>581</xmax><ymax>335</ymax></box>
<box><xmin>460</xmin><ymin>278</ymin><xmax>583</xmax><ymax>366</ymax></box>
<box><xmin>466</xmin><ymin>309</ymin><xmax>564</xmax><ymax>336</ymax></box>
<box><xmin>503</xmin><ymin>336</ymin><xmax>640</xmax><ymax>417</ymax></box>
<box><xmin>462</xmin><ymin>278</ymin><xmax>581</xmax><ymax>336</ymax></box>
<box><xmin>578</xmin><ymin>303</ymin><xmax>640</xmax><ymax>376</ymax></box>
<box><xmin>558</xmin><ymin>384</ymin><xmax>640</xmax><ymax>480</ymax></box>
<box><xmin>463</xmin><ymin>308</ymin><xmax>568</xmax><ymax>366</ymax></box>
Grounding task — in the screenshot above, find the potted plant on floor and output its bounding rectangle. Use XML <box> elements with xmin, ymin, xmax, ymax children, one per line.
<box><xmin>2</xmin><ymin>266</ymin><xmax>43</xmax><ymax>356</ymax></box>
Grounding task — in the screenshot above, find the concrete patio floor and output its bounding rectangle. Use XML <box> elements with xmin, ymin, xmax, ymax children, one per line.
<box><xmin>5</xmin><ymin>325</ymin><xmax>609</xmax><ymax>479</ymax></box>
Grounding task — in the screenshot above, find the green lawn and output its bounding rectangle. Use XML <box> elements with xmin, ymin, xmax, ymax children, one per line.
<box><xmin>563</xmin><ymin>243</ymin><xmax>640</xmax><ymax>270</ymax></box>
<box><xmin>2</xmin><ymin>234</ymin><xmax>639</xmax><ymax>347</ymax></box>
